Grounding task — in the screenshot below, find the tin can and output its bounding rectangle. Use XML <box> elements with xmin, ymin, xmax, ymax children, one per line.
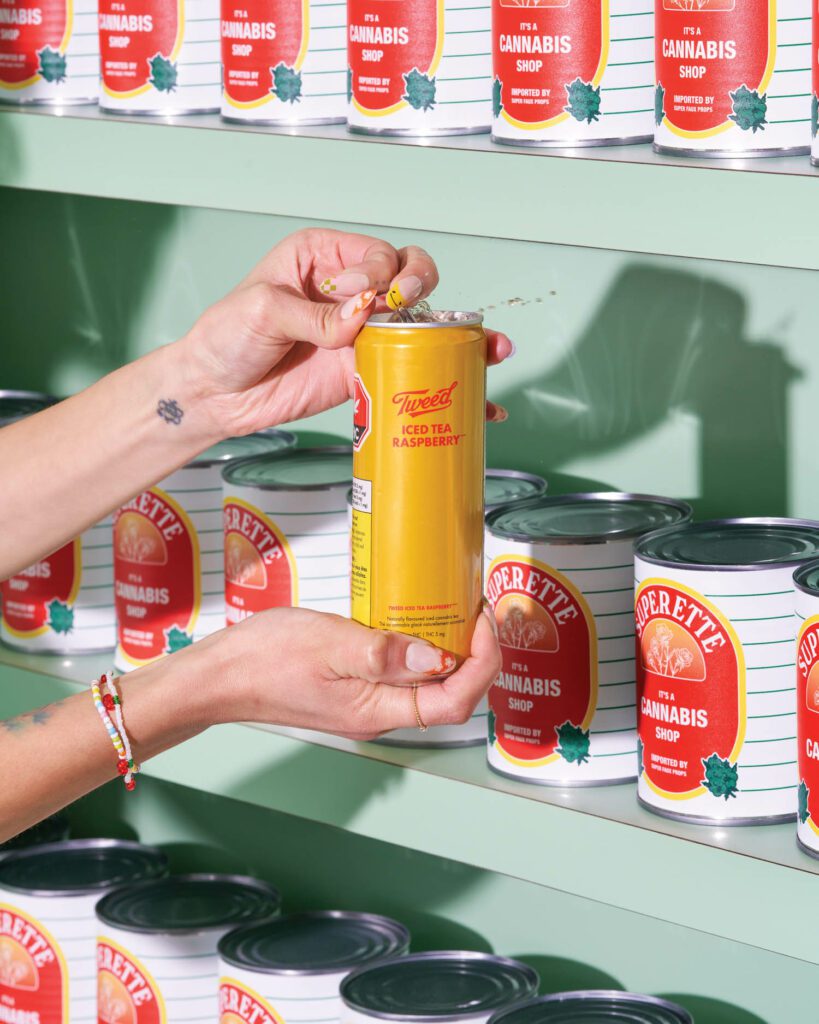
<box><xmin>635</xmin><ymin>518</ymin><xmax>819</xmax><ymax>825</ymax></box>
<box><xmin>222</xmin><ymin>446</ymin><xmax>352</xmax><ymax>623</ymax></box>
<box><xmin>221</xmin><ymin>0</ymin><xmax>346</xmax><ymax>124</ymax></box>
<box><xmin>0</xmin><ymin>839</ymin><xmax>167</xmax><ymax>1024</ymax></box>
<box><xmin>351</xmin><ymin>312</ymin><xmax>486</xmax><ymax>667</ymax></box>
<box><xmin>218</xmin><ymin>910</ymin><xmax>410</xmax><ymax>1023</ymax></box>
<box><xmin>341</xmin><ymin>952</ymin><xmax>539</xmax><ymax>1024</ymax></box>
<box><xmin>113</xmin><ymin>431</ymin><xmax>296</xmax><ymax>671</ymax></box>
<box><xmin>485</xmin><ymin>469</ymin><xmax>547</xmax><ymax>513</ymax></box>
<box><xmin>347</xmin><ymin>0</ymin><xmax>491</xmax><ymax>136</ymax></box>
<box><xmin>654</xmin><ymin>0</ymin><xmax>810</xmax><ymax>157</ymax></box>
<box><xmin>794</xmin><ymin>560</ymin><xmax>819</xmax><ymax>856</ymax></box>
<box><xmin>492</xmin><ymin>0</ymin><xmax>653</xmax><ymax>147</ymax></box>
<box><xmin>0</xmin><ymin>392</ymin><xmax>116</xmax><ymax>655</ymax></box>
<box><xmin>99</xmin><ymin>0</ymin><xmax>221</xmax><ymax>114</ymax></box>
<box><xmin>485</xmin><ymin>493</ymin><xmax>691</xmax><ymax>787</ymax></box>
<box><xmin>0</xmin><ymin>0</ymin><xmax>97</xmax><ymax>105</ymax></box>
<box><xmin>813</xmin><ymin>0</ymin><xmax>819</xmax><ymax>166</ymax></box>
<box><xmin>97</xmin><ymin>873</ymin><xmax>281</xmax><ymax>1024</ymax></box>
<box><xmin>487</xmin><ymin>991</ymin><xmax>693</xmax><ymax>1024</ymax></box>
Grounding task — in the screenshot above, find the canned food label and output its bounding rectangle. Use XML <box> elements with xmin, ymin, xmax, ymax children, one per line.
<box><xmin>493</xmin><ymin>0</ymin><xmax>605</xmax><ymax>129</ymax></box>
<box><xmin>486</xmin><ymin>556</ymin><xmax>598</xmax><ymax>766</ymax></box>
<box><xmin>221</xmin><ymin>0</ymin><xmax>307</xmax><ymax>109</ymax></box>
<box><xmin>353</xmin><ymin>374</ymin><xmax>371</xmax><ymax>450</ymax></box>
<box><xmin>348</xmin><ymin>0</ymin><xmax>443</xmax><ymax>116</ymax></box>
<box><xmin>798</xmin><ymin>615</ymin><xmax>819</xmax><ymax>836</ymax></box>
<box><xmin>0</xmin><ymin>0</ymin><xmax>70</xmax><ymax>89</ymax></box>
<box><xmin>114</xmin><ymin>488</ymin><xmax>200</xmax><ymax>665</ymax></box>
<box><xmin>1</xmin><ymin>539</ymin><xmax>80</xmax><ymax>639</ymax></box>
<box><xmin>655</xmin><ymin>0</ymin><xmax>774</xmax><ymax>138</ymax></box>
<box><xmin>220</xmin><ymin>978</ymin><xmax>283</xmax><ymax>1024</ymax></box>
<box><xmin>224</xmin><ymin>498</ymin><xmax>297</xmax><ymax>623</ymax></box>
<box><xmin>635</xmin><ymin>579</ymin><xmax>746</xmax><ymax>801</ymax></box>
<box><xmin>99</xmin><ymin>0</ymin><xmax>182</xmax><ymax>98</ymax></box>
<box><xmin>98</xmin><ymin>939</ymin><xmax>165</xmax><ymax>1024</ymax></box>
<box><xmin>0</xmin><ymin>904</ymin><xmax>67</xmax><ymax>1023</ymax></box>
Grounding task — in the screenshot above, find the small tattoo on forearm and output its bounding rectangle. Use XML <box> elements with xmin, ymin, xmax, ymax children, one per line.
<box><xmin>157</xmin><ymin>398</ymin><xmax>184</xmax><ymax>426</ymax></box>
<box><xmin>2</xmin><ymin>702</ymin><xmax>58</xmax><ymax>734</ymax></box>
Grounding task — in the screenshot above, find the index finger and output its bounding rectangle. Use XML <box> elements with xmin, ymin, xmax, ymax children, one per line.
<box><xmin>385</xmin><ymin>245</ymin><xmax>440</xmax><ymax>310</ymax></box>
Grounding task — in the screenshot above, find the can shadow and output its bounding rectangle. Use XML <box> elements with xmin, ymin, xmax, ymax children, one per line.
<box><xmin>510</xmin><ymin>954</ymin><xmax>622</xmax><ymax>994</ymax></box>
<box><xmin>0</xmin><ymin>111</ymin><xmax>20</xmax><ymax>181</ymax></box>
<box><xmin>657</xmin><ymin>994</ymin><xmax>769</xmax><ymax>1024</ymax></box>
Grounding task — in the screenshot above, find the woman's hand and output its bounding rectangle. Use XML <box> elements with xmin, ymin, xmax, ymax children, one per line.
<box><xmin>180</xmin><ymin>228</ymin><xmax>514</xmax><ymax>438</ymax></box>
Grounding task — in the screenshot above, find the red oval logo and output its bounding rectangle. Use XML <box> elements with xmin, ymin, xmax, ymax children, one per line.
<box><xmin>98</xmin><ymin>939</ymin><xmax>165</xmax><ymax>1024</ymax></box>
<box><xmin>99</xmin><ymin>0</ymin><xmax>182</xmax><ymax>98</ymax></box>
<box><xmin>0</xmin><ymin>904</ymin><xmax>67</xmax><ymax>1023</ymax></box>
<box><xmin>220</xmin><ymin>979</ymin><xmax>284</xmax><ymax>1024</ymax></box>
<box><xmin>797</xmin><ymin>616</ymin><xmax>819</xmax><ymax>836</ymax></box>
<box><xmin>224</xmin><ymin>499</ymin><xmax>297</xmax><ymax>624</ymax></box>
<box><xmin>1</xmin><ymin>539</ymin><xmax>80</xmax><ymax>639</ymax></box>
<box><xmin>221</xmin><ymin>0</ymin><xmax>307</xmax><ymax>108</ymax></box>
<box><xmin>0</xmin><ymin>0</ymin><xmax>70</xmax><ymax>88</ymax></box>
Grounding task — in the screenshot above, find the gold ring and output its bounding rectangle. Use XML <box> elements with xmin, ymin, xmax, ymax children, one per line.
<box><xmin>412</xmin><ymin>683</ymin><xmax>428</xmax><ymax>733</ymax></box>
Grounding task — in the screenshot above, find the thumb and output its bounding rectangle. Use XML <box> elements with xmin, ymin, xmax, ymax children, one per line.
<box><xmin>325</xmin><ymin>617</ymin><xmax>458</xmax><ymax>684</ymax></box>
<box><xmin>246</xmin><ymin>282</ymin><xmax>377</xmax><ymax>352</ymax></box>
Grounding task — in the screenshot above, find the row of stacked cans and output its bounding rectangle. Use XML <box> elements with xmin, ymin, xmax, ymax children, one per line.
<box><xmin>1</xmin><ymin>0</ymin><xmax>816</xmax><ymax>157</ymax></box>
<box><xmin>0</xmin><ymin>838</ymin><xmax>694</xmax><ymax>1022</ymax></box>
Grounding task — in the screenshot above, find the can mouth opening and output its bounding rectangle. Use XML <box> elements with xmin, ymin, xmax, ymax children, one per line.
<box><xmin>366</xmin><ymin>311</ymin><xmax>483</xmax><ymax>328</ymax></box>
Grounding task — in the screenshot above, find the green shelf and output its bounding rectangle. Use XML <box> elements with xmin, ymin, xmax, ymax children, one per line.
<box><xmin>2</xmin><ymin>646</ymin><xmax>818</xmax><ymax>968</ymax></box>
<box><xmin>0</xmin><ymin>106</ymin><xmax>818</xmax><ymax>270</ymax></box>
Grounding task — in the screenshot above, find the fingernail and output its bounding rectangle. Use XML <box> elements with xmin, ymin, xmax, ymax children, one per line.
<box><xmin>488</xmin><ymin>403</ymin><xmax>509</xmax><ymax>423</ymax></box>
<box><xmin>386</xmin><ymin>275</ymin><xmax>423</xmax><ymax>311</ymax></box>
<box><xmin>508</xmin><ymin>338</ymin><xmax>517</xmax><ymax>358</ymax></box>
<box><xmin>341</xmin><ymin>289</ymin><xmax>377</xmax><ymax>320</ymax></box>
<box><xmin>320</xmin><ymin>272</ymin><xmax>371</xmax><ymax>298</ymax></box>
<box><xmin>484</xmin><ymin>603</ymin><xmax>499</xmax><ymax>639</ymax></box>
<box><xmin>406</xmin><ymin>642</ymin><xmax>456</xmax><ymax>676</ymax></box>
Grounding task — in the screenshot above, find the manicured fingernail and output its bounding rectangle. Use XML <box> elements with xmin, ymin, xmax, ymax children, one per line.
<box><xmin>406</xmin><ymin>642</ymin><xmax>456</xmax><ymax>676</ymax></box>
<box><xmin>341</xmin><ymin>289</ymin><xmax>377</xmax><ymax>320</ymax></box>
<box><xmin>488</xmin><ymin>403</ymin><xmax>509</xmax><ymax>423</ymax></box>
<box><xmin>386</xmin><ymin>275</ymin><xmax>423</xmax><ymax>311</ymax></box>
<box><xmin>508</xmin><ymin>338</ymin><xmax>517</xmax><ymax>358</ymax></box>
<box><xmin>320</xmin><ymin>272</ymin><xmax>371</xmax><ymax>297</ymax></box>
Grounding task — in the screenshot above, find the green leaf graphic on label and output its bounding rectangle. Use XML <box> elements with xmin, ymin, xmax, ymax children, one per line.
<box><xmin>347</xmin><ymin>66</ymin><xmax>353</xmax><ymax>104</ymax></box>
<box><xmin>729</xmin><ymin>85</ymin><xmax>767</xmax><ymax>133</ymax></box>
<box><xmin>38</xmin><ymin>46</ymin><xmax>67</xmax><ymax>84</ymax></box>
<box><xmin>701</xmin><ymin>753</ymin><xmax>739</xmax><ymax>800</ymax></box>
<box><xmin>812</xmin><ymin>94</ymin><xmax>818</xmax><ymax>140</ymax></box>
<box><xmin>165</xmin><ymin>626</ymin><xmax>193</xmax><ymax>653</ymax></box>
<box><xmin>492</xmin><ymin>77</ymin><xmax>503</xmax><ymax>119</ymax></box>
<box><xmin>403</xmin><ymin>69</ymin><xmax>436</xmax><ymax>111</ymax></box>
<box><xmin>556</xmin><ymin>720</ymin><xmax>590</xmax><ymax>765</ymax></box>
<box><xmin>149</xmin><ymin>54</ymin><xmax>178</xmax><ymax>93</ymax></box>
<box><xmin>271</xmin><ymin>62</ymin><xmax>302</xmax><ymax>104</ymax></box>
<box><xmin>799</xmin><ymin>779</ymin><xmax>810</xmax><ymax>824</ymax></box>
<box><xmin>654</xmin><ymin>83</ymin><xmax>665</xmax><ymax>127</ymax></box>
<box><xmin>47</xmin><ymin>599</ymin><xmax>74</xmax><ymax>635</ymax></box>
<box><xmin>564</xmin><ymin>78</ymin><xmax>600</xmax><ymax>124</ymax></box>
<box><xmin>488</xmin><ymin>708</ymin><xmax>496</xmax><ymax>747</ymax></box>
<box><xmin>637</xmin><ymin>736</ymin><xmax>644</xmax><ymax>776</ymax></box>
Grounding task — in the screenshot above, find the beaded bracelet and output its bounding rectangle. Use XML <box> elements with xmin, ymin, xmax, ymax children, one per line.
<box><xmin>91</xmin><ymin>671</ymin><xmax>140</xmax><ymax>791</ymax></box>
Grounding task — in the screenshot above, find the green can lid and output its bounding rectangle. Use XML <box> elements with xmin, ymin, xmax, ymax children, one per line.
<box><xmin>636</xmin><ymin>518</ymin><xmax>819</xmax><ymax>571</ymax></box>
<box><xmin>222</xmin><ymin>445</ymin><xmax>353</xmax><ymax>491</ymax></box>
<box><xmin>0</xmin><ymin>812</ymin><xmax>70</xmax><ymax>856</ymax></box>
<box><xmin>794</xmin><ymin>559</ymin><xmax>819</xmax><ymax>595</ymax></box>
<box><xmin>340</xmin><ymin>951</ymin><xmax>539</xmax><ymax>1022</ymax></box>
<box><xmin>219</xmin><ymin>911</ymin><xmax>410</xmax><ymax>975</ymax></box>
<box><xmin>0</xmin><ymin>840</ymin><xmax>167</xmax><ymax>897</ymax></box>
<box><xmin>0</xmin><ymin>389</ymin><xmax>57</xmax><ymax>426</ymax></box>
<box><xmin>191</xmin><ymin>429</ymin><xmax>297</xmax><ymax>467</ymax></box>
<box><xmin>488</xmin><ymin>992</ymin><xmax>693</xmax><ymax>1024</ymax></box>
<box><xmin>96</xmin><ymin>873</ymin><xmax>281</xmax><ymax>934</ymax></box>
<box><xmin>486</xmin><ymin>493</ymin><xmax>691</xmax><ymax>545</ymax></box>
<box><xmin>485</xmin><ymin>470</ymin><xmax>547</xmax><ymax>512</ymax></box>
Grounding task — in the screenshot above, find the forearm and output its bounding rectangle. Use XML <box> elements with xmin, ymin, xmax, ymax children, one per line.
<box><xmin>0</xmin><ymin>338</ymin><xmax>222</xmax><ymax>578</ymax></box>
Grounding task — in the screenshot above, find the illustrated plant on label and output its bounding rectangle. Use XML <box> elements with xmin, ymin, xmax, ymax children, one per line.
<box><xmin>701</xmin><ymin>752</ymin><xmax>739</xmax><ymax>800</ymax></box>
<box><xmin>555</xmin><ymin>720</ymin><xmax>590</xmax><ymax>765</ymax></box>
<box><xmin>564</xmin><ymin>78</ymin><xmax>600</xmax><ymax>124</ymax></box>
<box><xmin>164</xmin><ymin>625</ymin><xmax>193</xmax><ymax>653</ymax></box>
<box><xmin>47</xmin><ymin>599</ymin><xmax>74</xmax><ymax>635</ymax></box>
<box><xmin>654</xmin><ymin>83</ymin><xmax>665</xmax><ymax>127</ymax></box>
<box><xmin>271</xmin><ymin>63</ymin><xmax>302</xmax><ymax>103</ymax></box>
<box><xmin>149</xmin><ymin>54</ymin><xmax>178</xmax><ymax>93</ymax></box>
<box><xmin>729</xmin><ymin>85</ymin><xmax>767</xmax><ymax>132</ymax></box>
<box><xmin>799</xmin><ymin>779</ymin><xmax>810</xmax><ymax>825</ymax></box>
<box><xmin>492</xmin><ymin>77</ymin><xmax>502</xmax><ymax>119</ymax></box>
<box><xmin>404</xmin><ymin>69</ymin><xmax>436</xmax><ymax>111</ymax></box>
<box><xmin>38</xmin><ymin>46</ymin><xmax>67</xmax><ymax>84</ymax></box>
<box><xmin>811</xmin><ymin>94</ymin><xmax>818</xmax><ymax>139</ymax></box>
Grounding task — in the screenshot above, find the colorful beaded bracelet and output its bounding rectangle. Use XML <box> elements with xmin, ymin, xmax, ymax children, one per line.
<box><xmin>91</xmin><ymin>671</ymin><xmax>140</xmax><ymax>791</ymax></box>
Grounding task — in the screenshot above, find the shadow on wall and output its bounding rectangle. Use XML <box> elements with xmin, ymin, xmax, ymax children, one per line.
<box><xmin>490</xmin><ymin>264</ymin><xmax>799</xmax><ymax>519</ymax></box>
<box><xmin>0</xmin><ymin>109</ymin><xmax>20</xmax><ymax>182</ymax></box>
<box><xmin>659</xmin><ymin>994</ymin><xmax>769</xmax><ymax>1024</ymax></box>
<box><xmin>512</xmin><ymin>954</ymin><xmax>622</xmax><ymax>994</ymax></box>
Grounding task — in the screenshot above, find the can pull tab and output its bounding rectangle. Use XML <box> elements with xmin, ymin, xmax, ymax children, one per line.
<box><xmin>389</xmin><ymin>300</ymin><xmax>434</xmax><ymax>324</ymax></box>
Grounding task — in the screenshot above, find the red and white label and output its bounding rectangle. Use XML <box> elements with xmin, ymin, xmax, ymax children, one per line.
<box><xmin>1</xmin><ymin>540</ymin><xmax>78</xmax><ymax>638</ymax></box>
<box><xmin>798</xmin><ymin>616</ymin><xmax>819</xmax><ymax>830</ymax></box>
<box><xmin>0</xmin><ymin>0</ymin><xmax>68</xmax><ymax>87</ymax></box>
<box><xmin>353</xmin><ymin>374</ymin><xmax>371</xmax><ymax>450</ymax></box>
<box><xmin>224</xmin><ymin>499</ymin><xmax>296</xmax><ymax>624</ymax></box>
<box><xmin>99</xmin><ymin>0</ymin><xmax>180</xmax><ymax>96</ymax></box>
<box><xmin>486</xmin><ymin>557</ymin><xmax>597</xmax><ymax>764</ymax></box>
<box><xmin>98</xmin><ymin>940</ymin><xmax>164</xmax><ymax>1024</ymax></box>
<box><xmin>221</xmin><ymin>0</ymin><xmax>306</xmax><ymax>106</ymax></box>
<box><xmin>635</xmin><ymin>579</ymin><xmax>744</xmax><ymax>797</ymax></box>
<box><xmin>348</xmin><ymin>0</ymin><xmax>441</xmax><ymax>113</ymax></box>
<box><xmin>113</xmin><ymin>488</ymin><xmax>199</xmax><ymax>664</ymax></box>
<box><xmin>493</xmin><ymin>0</ymin><xmax>604</xmax><ymax>127</ymax></box>
<box><xmin>0</xmin><ymin>905</ymin><xmax>66</xmax><ymax>1023</ymax></box>
<box><xmin>220</xmin><ymin>980</ymin><xmax>283</xmax><ymax>1024</ymax></box>
<box><xmin>656</xmin><ymin>0</ymin><xmax>772</xmax><ymax>135</ymax></box>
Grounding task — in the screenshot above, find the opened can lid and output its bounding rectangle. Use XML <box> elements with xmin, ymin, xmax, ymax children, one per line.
<box><xmin>485</xmin><ymin>470</ymin><xmax>548</xmax><ymax>512</ymax></box>
<box><xmin>222</xmin><ymin>445</ymin><xmax>353</xmax><ymax>490</ymax></box>
<box><xmin>340</xmin><ymin>951</ymin><xmax>539</xmax><ymax>1022</ymax></box>
<box><xmin>0</xmin><ymin>389</ymin><xmax>57</xmax><ymax>426</ymax></box>
<box><xmin>366</xmin><ymin>311</ymin><xmax>483</xmax><ymax>329</ymax></box>
<box><xmin>190</xmin><ymin>428</ymin><xmax>297</xmax><ymax>468</ymax></box>
<box><xmin>219</xmin><ymin>911</ymin><xmax>410</xmax><ymax>975</ymax></box>
<box><xmin>794</xmin><ymin>558</ymin><xmax>819</xmax><ymax>596</ymax></box>
<box><xmin>96</xmin><ymin>873</ymin><xmax>281</xmax><ymax>933</ymax></box>
<box><xmin>486</xmin><ymin>493</ymin><xmax>691</xmax><ymax>545</ymax></box>
<box><xmin>487</xmin><ymin>991</ymin><xmax>693</xmax><ymax>1024</ymax></box>
<box><xmin>636</xmin><ymin>518</ymin><xmax>819</xmax><ymax>571</ymax></box>
<box><xmin>0</xmin><ymin>840</ymin><xmax>167</xmax><ymax>897</ymax></box>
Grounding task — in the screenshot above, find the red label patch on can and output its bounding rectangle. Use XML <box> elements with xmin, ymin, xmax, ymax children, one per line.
<box><xmin>348</xmin><ymin>0</ymin><xmax>443</xmax><ymax>114</ymax></box>
<box><xmin>0</xmin><ymin>904</ymin><xmax>67</xmax><ymax>1023</ymax></box>
<box><xmin>493</xmin><ymin>0</ymin><xmax>605</xmax><ymax>128</ymax></box>
<box><xmin>98</xmin><ymin>939</ymin><xmax>165</xmax><ymax>1024</ymax></box>
<box><xmin>655</xmin><ymin>0</ymin><xmax>774</xmax><ymax>138</ymax></box>
<box><xmin>99</xmin><ymin>0</ymin><xmax>182</xmax><ymax>98</ymax></box>
<box><xmin>224</xmin><ymin>499</ymin><xmax>297</xmax><ymax>623</ymax></box>
<box><xmin>353</xmin><ymin>374</ymin><xmax>372</xmax><ymax>450</ymax></box>
<box><xmin>220</xmin><ymin>979</ymin><xmax>283</xmax><ymax>1024</ymax></box>
<box><xmin>635</xmin><ymin>579</ymin><xmax>746</xmax><ymax>800</ymax></box>
<box><xmin>1</xmin><ymin>539</ymin><xmax>80</xmax><ymax>639</ymax></box>
<box><xmin>221</xmin><ymin>0</ymin><xmax>307</xmax><ymax>108</ymax></box>
<box><xmin>113</xmin><ymin>488</ymin><xmax>200</xmax><ymax>665</ymax></box>
<box><xmin>486</xmin><ymin>556</ymin><xmax>597</xmax><ymax>766</ymax></box>
<box><xmin>797</xmin><ymin>616</ymin><xmax>819</xmax><ymax>835</ymax></box>
<box><xmin>0</xmin><ymin>0</ymin><xmax>70</xmax><ymax>88</ymax></box>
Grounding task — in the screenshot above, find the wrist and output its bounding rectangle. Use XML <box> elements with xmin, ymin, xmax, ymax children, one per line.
<box><xmin>152</xmin><ymin>339</ymin><xmax>227</xmax><ymax>451</ymax></box>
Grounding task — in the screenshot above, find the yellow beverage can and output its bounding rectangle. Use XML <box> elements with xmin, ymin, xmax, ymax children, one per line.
<box><xmin>351</xmin><ymin>311</ymin><xmax>487</xmax><ymax>664</ymax></box>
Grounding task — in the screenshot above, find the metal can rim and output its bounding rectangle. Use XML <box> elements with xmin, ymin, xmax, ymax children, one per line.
<box><xmin>793</xmin><ymin>558</ymin><xmax>819</xmax><ymax>596</ymax></box>
<box><xmin>364</xmin><ymin>313</ymin><xmax>484</xmax><ymax>329</ymax></box>
<box><xmin>186</xmin><ymin>428</ymin><xmax>299</xmax><ymax>469</ymax></box>
<box><xmin>222</xmin><ymin>445</ymin><xmax>353</xmax><ymax>491</ymax></box>
<box><xmin>484</xmin><ymin>469</ymin><xmax>548</xmax><ymax>511</ymax></box>
<box><xmin>487</xmin><ymin>990</ymin><xmax>693</xmax><ymax>1024</ymax></box>
<box><xmin>485</xmin><ymin>492</ymin><xmax>692</xmax><ymax>546</ymax></box>
<box><xmin>0</xmin><ymin>389</ymin><xmax>58</xmax><ymax>426</ymax></box>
